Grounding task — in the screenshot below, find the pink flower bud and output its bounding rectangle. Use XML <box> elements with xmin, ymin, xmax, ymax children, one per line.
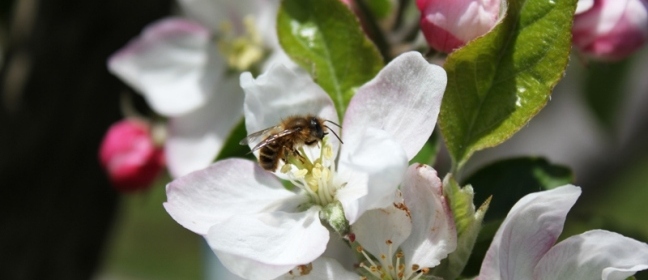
<box><xmin>573</xmin><ymin>0</ymin><xmax>648</xmax><ymax>61</ymax></box>
<box><xmin>99</xmin><ymin>119</ymin><xmax>165</xmax><ymax>193</ymax></box>
<box><xmin>417</xmin><ymin>0</ymin><xmax>501</xmax><ymax>53</ymax></box>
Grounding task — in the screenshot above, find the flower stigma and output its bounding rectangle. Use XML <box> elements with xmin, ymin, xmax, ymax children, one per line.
<box><xmin>356</xmin><ymin>240</ymin><xmax>429</xmax><ymax>280</ymax></box>
<box><xmin>281</xmin><ymin>137</ymin><xmax>342</xmax><ymax>207</ymax></box>
<box><xmin>216</xmin><ymin>15</ymin><xmax>266</xmax><ymax>71</ymax></box>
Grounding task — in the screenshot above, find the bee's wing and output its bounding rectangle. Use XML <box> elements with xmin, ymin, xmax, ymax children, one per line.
<box><xmin>249</xmin><ymin>127</ymin><xmax>301</xmax><ymax>153</ymax></box>
<box><xmin>239</xmin><ymin>125</ymin><xmax>282</xmax><ymax>146</ymax></box>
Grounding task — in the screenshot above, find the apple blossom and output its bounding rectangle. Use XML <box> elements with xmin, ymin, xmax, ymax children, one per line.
<box><xmin>417</xmin><ymin>0</ymin><xmax>501</xmax><ymax>53</ymax></box>
<box><xmin>478</xmin><ymin>185</ymin><xmax>648</xmax><ymax>279</ymax></box>
<box><xmin>108</xmin><ymin>0</ymin><xmax>289</xmax><ymax>178</ymax></box>
<box><xmin>164</xmin><ymin>51</ymin><xmax>447</xmax><ymax>279</ymax></box>
<box><xmin>573</xmin><ymin>0</ymin><xmax>648</xmax><ymax>61</ymax></box>
<box><xmin>351</xmin><ymin>164</ymin><xmax>457</xmax><ymax>280</ymax></box>
<box><xmin>99</xmin><ymin>119</ymin><xmax>165</xmax><ymax>193</ymax></box>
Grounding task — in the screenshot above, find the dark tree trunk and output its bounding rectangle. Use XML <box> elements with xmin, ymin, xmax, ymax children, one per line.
<box><xmin>0</xmin><ymin>0</ymin><xmax>171</xmax><ymax>279</ymax></box>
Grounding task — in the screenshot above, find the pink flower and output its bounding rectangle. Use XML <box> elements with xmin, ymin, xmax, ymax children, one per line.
<box><xmin>417</xmin><ymin>0</ymin><xmax>501</xmax><ymax>53</ymax></box>
<box><xmin>99</xmin><ymin>119</ymin><xmax>165</xmax><ymax>193</ymax></box>
<box><xmin>573</xmin><ymin>0</ymin><xmax>648</xmax><ymax>61</ymax></box>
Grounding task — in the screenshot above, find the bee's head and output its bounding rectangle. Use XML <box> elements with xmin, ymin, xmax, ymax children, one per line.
<box><xmin>308</xmin><ymin>117</ymin><xmax>326</xmax><ymax>140</ymax></box>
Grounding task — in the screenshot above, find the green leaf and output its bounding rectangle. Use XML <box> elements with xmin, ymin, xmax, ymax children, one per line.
<box><xmin>277</xmin><ymin>0</ymin><xmax>384</xmax><ymax>118</ymax></box>
<box><xmin>464</xmin><ymin>157</ymin><xmax>573</xmax><ymax>222</ymax></box>
<box><xmin>439</xmin><ymin>0</ymin><xmax>578</xmax><ymax>170</ymax></box>
<box><xmin>582</xmin><ymin>60</ymin><xmax>632</xmax><ymax>130</ymax></box>
<box><xmin>433</xmin><ymin>175</ymin><xmax>490</xmax><ymax>280</ymax></box>
<box><xmin>215</xmin><ymin>119</ymin><xmax>256</xmax><ymax>161</ymax></box>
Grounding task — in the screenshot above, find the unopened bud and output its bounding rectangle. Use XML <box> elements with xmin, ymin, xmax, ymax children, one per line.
<box><xmin>573</xmin><ymin>0</ymin><xmax>648</xmax><ymax>61</ymax></box>
<box><xmin>417</xmin><ymin>0</ymin><xmax>501</xmax><ymax>53</ymax></box>
<box><xmin>99</xmin><ymin>119</ymin><xmax>165</xmax><ymax>193</ymax></box>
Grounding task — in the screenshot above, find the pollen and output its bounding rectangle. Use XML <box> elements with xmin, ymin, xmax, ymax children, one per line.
<box><xmin>216</xmin><ymin>15</ymin><xmax>265</xmax><ymax>71</ymax></box>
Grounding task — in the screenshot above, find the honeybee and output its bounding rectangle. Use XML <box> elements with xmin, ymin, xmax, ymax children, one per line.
<box><xmin>239</xmin><ymin>114</ymin><xmax>342</xmax><ymax>171</ymax></box>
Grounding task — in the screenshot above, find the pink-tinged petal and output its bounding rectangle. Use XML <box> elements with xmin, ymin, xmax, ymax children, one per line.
<box><xmin>165</xmin><ymin>75</ymin><xmax>244</xmax><ymax>177</ymax></box>
<box><xmin>534</xmin><ymin>230</ymin><xmax>648</xmax><ymax>280</ymax></box>
<box><xmin>207</xmin><ymin>208</ymin><xmax>329</xmax><ymax>280</ymax></box>
<box><xmin>399</xmin><ymin>164</ymin><xmax>457</xmax><ymax>268</ymax></box>
<box><xmin>163</xmin><ymin>159</ymin><xmax>306</xmax><ymax>235</ymax></box>
<box><xmin>479</xmin><ymin>185</ymin><xmax>581</xmax><ymax>280</ymax></box>
<box><xmin>108</xmin><ymin>18</ymin><xmax>225</xmax><ymax>117</ymax></box>
<box><xmin>240</xmin><ymin>65</ymin><xmax>339</xmax><ymax>150</ymax></box>
<box><xmin>279</xmin><ymin>257</ymin><xmax>359</xmax><ymax>279</ymax></box>
<box><xmin>351</xmin><ymin>204</ymin><xmax>413</xmax><ymax>267</ymax></box>
<box><xmin>419</xmin><ymin>19</ymin><xmax>467</xmax><ymax>53</ymax></box>
<box><xmin>343</xmin><ymin>52</ymin><xmax>446</xmax><ymax>160</ymax></box>
<box><xmin>417</xmin><ymin>0</ymin><xmax>500</xmax><ymax>52</ymax></box>
<box><xmin>337</xmin><ymin>128</ymin><xmax>408</xmax><ymax>224</ymax></box>
<box><xmin>575</xmin><ymin>0</ymin><xmax>594</xmax><ymax>14</ymax></box>
<box><xmin>572</xmin><ymin>0</ymin><xmax>648</xmax><ymax>61</ymax></box>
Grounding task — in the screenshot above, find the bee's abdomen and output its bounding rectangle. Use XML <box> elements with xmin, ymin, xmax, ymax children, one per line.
<box><xmin>258</xmin><ymin>141</ymin><xmax>281</xmax><ymax>171</ymax></box>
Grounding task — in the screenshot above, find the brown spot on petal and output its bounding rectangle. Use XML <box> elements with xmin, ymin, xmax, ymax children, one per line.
<box><xmin>393</xmin><ymin>202</ymin><xmax>411</xmax><ymax>219</ymax></box>
<box><xmin>296</xmin><ymin>263</ymin><xmax>313</xmax><ymax>275</ymax></box>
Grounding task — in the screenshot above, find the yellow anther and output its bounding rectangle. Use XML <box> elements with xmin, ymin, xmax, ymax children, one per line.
<box><xmin>216</xmin><ymin>16</ymin><xmax>265</xmax><ymax>71</ymax></box>
<box><xmin>293</xmin><ymin>168</ymin><xmax>308</xmax><ymax>179</ymax></box>
<box><xmin>280</xmin><ymin>164</ymin><xmax>292</xmax><ymax>174</ymax></box>
<box><xmin>323</xmin><ymin>144</ymin><xmax>333</xmax><ymax>159</ymax></box>
<box><xmin>312</xmin><ymin>165</ymin><xmax>322</xmax><ymax>179</ymax></box>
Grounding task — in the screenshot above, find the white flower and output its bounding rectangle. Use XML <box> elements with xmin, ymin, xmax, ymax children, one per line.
<box><xmin>351</xmin><ymin>164</ymin><xmax>457</xmax><ymax>279</ymax></box>
<box><xmin>108</xmin><ymin>0</ymin><xmax>288</xmax><ymax>177</ymax></box>
<box><xmin>164</xmin><ymin>51</ymin><xmax>447</xmax><ymax>279</ymax></box>
<box><xmin>479</xmin><ymin>185</ymin><xmax>648</xmax><ymax>280</ymax></box>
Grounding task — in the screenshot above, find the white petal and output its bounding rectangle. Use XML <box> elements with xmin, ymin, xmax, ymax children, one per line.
<box><xmin>240</xmin><ymin>65</ymin><xmax>339</xmax><ymax>151</ymax></box>
<box><xmin>343</xmin><ymin>51</ymin><xmax>447</xmax><ymax>160</ymax></box>
<box><xmin>108</xmin><ymin>18</ymin><xmax>225</xmax><ymax>116</ymax></box>
<box><xmin>337</xmin><ymin>128</ymin><xmax>408</xmax><ymax>224</ymax></box>
<box><xmin>351</xmin><ymin>204</ymin><xmax>412</xmax><ymax>268</ymax></box>
<box><xmin>207</xmin><ymin>208</ymin><xmax>329</xmax><ymax>280</ymax></box>
<box><xmin>479</xmin><ymin>185</ymin><xmax>581</xmax><ymax>280</ymax></box>
<box><xmin>399</xmin><ymin>164</ymin><xmax>457</xmax><ymax>269</ymax></box>
<box><xmin>322</xmin><ymin>231</ymin><xmax>357</xmax><ymax>271</ymax></box>
<box><xmin>165</xmin><ymin>75</ymin><xmax>244</xmax><ymax>177</ymax></box>
<box><xmin>575</xmin><ymin>0</ymin><xmax>594</xmax><ymax>15</ymax></box>
<box><xmin>163</xmin><ymin>159</ymin><xmax>306</xmax><ymax>235</ymax></box>
<box><xmin>178</xmin><ymin>0</ymin><xmax>273</xmax><ymax>34</ymax></box>
<box><xmin>279</xmin><ymin>257</ymin><xmax>358</xmax><ymax>279</ymax></box>
<box><xmin>534</xmin><ymin>230</ymin><xmax>648</xmax><ymax>280</ymax></box>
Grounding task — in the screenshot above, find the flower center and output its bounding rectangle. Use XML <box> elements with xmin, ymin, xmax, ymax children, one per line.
<box><xmin>356</xmin><ymin>241</ymin><xmax>429</xmax><ymax>280</ymax></box>
<box><xmin>216</xmin><ymin>15</ymin><xmax>266</xmax><ymax>71</ymax></box>
<box><xmin>281</xmin><ymin>137</ymin><xmax>342</xmax><ymax>207</ymax></box>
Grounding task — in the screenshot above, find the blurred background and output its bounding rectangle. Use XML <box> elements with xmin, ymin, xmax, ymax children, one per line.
<box><xmin>1</xmin><ymin>0</ymin><xmax>647</xmax><ymax>279</ymax></box>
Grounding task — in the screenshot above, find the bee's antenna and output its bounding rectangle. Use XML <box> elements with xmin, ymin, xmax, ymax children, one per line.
<box><xmin>324</xmin><ymin>125</ymin><xmax>343</xmax><ymax>144</ymax></box>
<box><xmin>324</xmin><ymin>120</ymin><xmax>342</xmax><ymax>128</ymax></box>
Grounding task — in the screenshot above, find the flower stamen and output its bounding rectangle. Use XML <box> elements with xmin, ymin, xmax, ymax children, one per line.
<box><xmin>216</xmin><ymin>16</ymin><xmax>266</xmax><ymax>71</ymax></box>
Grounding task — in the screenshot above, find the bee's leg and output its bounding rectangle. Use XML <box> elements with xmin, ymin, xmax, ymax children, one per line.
<box><xmin>293</xmin><ymin>148</ymin><xmax>307</xmax><ymax>163</ymax></box>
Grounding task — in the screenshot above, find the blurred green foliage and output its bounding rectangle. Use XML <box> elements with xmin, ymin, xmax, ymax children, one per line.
<box><xmin>97</xmin><ymin>176</ymin><xmax>202</xmax><ymax>280</ymax></box>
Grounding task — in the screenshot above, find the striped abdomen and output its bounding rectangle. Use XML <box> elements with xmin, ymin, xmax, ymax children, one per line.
<box><xmin>258</xmin><ymin>139</ymin><xmax>286</xmax><ymax>171</ymax></box>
